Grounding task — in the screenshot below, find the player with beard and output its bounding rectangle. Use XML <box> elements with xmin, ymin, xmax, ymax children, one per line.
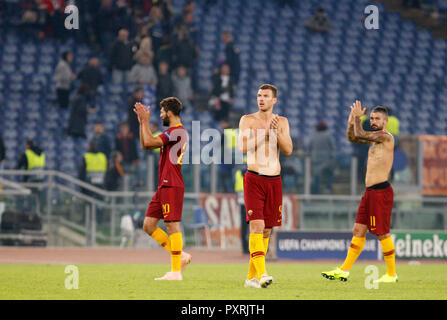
<box><xmin>322</xmin><ymin>101</ymin><xmax>398</xmax><ymax>283</ymax></box>
<box><xmin>134</xmin><ymin>97</ymin><xmax>191</xmax><ymax>281</ymax></box>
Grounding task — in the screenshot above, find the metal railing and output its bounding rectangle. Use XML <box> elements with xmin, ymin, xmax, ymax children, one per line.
<box><xmin>0</xmin><ymin>169</ymin><xmax>200</xmax><ymax>246</ymax></box>
<box><xmin>1</xmin><ymin>163</ymin><xmax>445</xmax><ymax>248</ymax></box>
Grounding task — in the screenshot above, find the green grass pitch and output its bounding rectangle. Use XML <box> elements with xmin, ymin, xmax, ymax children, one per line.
<box><xmin>1</xmin><ymin>263</ymin><xmax>446</xmax><ymax>300</ymax></box>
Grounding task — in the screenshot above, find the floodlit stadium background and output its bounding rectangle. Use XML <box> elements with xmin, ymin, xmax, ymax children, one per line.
<box><xmin>0</xmin><ymin>0</ymin><xmax>447</xmax><ymax>264</ymax></box>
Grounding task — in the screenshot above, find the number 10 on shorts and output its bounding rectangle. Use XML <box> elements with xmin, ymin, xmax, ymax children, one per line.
<box><xmin>162</xmin><ymin>204</ymin><xmax>170</xmax><ymax>218</ymax></box>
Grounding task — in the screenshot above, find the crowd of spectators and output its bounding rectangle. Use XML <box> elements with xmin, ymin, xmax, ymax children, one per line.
<box><xmin>35</xmin><ymin>0</ymin><xmax>205</xmax><ymax>191</ymax></box>
<box><xmin>3</xmin><ymin>1</ymin><xmax>392</xmax><ymax>196</ymax></box>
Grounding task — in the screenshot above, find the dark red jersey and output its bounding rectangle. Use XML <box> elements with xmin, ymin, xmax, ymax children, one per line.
<box><xmin>158</xmin><ymin>124</ymin><xmax>188</xmax><ymax>187</ymax></box>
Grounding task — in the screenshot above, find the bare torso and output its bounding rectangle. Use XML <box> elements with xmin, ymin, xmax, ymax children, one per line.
<box><xmin>243</xmin><ymin>114</ymin><xmax>282</xmax><ymax>176</ymax></box>
<box><xmin>365</xmin><ymin>133</ymin><xmax>394</xmax><ymax>187</ymax></box>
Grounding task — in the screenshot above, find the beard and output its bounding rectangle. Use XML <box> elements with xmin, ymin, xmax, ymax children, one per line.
<box><xmin>162</xmin><ymin>117</ymin><xmax>170</xmax><ymax>126</ymax></box>
<box><xmin>371</xmin><ymin>125</ymin><xmax>382</xmax><ymax>131</ymax></box>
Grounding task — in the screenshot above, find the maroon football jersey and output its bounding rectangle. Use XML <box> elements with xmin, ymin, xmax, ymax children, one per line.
<box><xmin>158</xmin><ymin>124</ymin><xmax>188</xmax><ymax>187</ymax></box>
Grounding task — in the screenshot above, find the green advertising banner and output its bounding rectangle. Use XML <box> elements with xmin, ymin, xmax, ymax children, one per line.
<box><xmin>390</xmin><ymin>232</ymin><xmax>447</xmax><ymax>259</ymax></box>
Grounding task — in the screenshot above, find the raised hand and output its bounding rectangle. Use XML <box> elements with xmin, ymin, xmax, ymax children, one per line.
<box><xmin>350</xmin><ymin>100</ymin><xmax>366</xmax><ymax>117</ymax></box>
<box><xmin>133</xmin><ymin>102</ymin><xmax>151</xmax><ymax>124</ymax></box>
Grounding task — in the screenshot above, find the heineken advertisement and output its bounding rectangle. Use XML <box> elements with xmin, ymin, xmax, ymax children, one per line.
<box><xmin>391</xmin><ymin>232</ymin><xmax>447</xmax><ymax>259</ymax></box>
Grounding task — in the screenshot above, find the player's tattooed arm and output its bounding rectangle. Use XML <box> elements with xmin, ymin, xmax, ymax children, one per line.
<box><xmin>353</xmin><ymin>116</ymin><xmax>390</xmax><ymax>143</ymax></box>
<box><xmin>346</xmin><ymin>104</ymin><xmax>369</xmax><ymax>144</ymax></box>
<box><xmin>348</xmin><ymin>99</ymin><xmax>389</xmax><ymax>144</ymax></box>
<box><xmin>346</xmin><ymin>120</ymin><xmax>369</xmax><ymax>144</ymax></box>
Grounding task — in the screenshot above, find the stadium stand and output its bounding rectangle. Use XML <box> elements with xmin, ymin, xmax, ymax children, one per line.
<box><xmin>1</xmin><ymin>0</ymin><xmax>447</xmax><ymax>183</ymax></box>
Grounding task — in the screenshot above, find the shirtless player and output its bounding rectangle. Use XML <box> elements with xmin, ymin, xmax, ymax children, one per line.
<box><xmin>322</xmin><ymin>101</ymin><xmax>398</xmax><ymax>283</ymax></box>
<box><xmin>238</xmin><ymin>84</ymin><xmax>293</xmax><ymax>288</ymax></box>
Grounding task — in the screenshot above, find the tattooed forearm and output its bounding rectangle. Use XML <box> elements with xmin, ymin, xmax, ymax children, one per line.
<box><xmin>353</xmin><ymin>116</ymin><xmax>388</xmax><ymax>143</ymax></box>
<box><xmin>346</xmin><ymin>119</ymin><xmax>369</xmax><ymax>144</ymax></box>
<box><xmin>346</xmin><ymin>122</ymin><xmax>355</xmax><ymax>141</ymax></box>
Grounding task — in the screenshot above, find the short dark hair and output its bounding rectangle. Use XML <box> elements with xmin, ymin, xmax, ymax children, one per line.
<box><xmin>371</xmin><ymin>106</ymin><xmax>389</xmax><ymax>118</ymax></box>
<box><xmin>62</xmin><ymin>51</ymin><xmax>71</xmax><ymax>61</ymax></box>
<box><xmin>88</xmin><ymin>141</ymin><xmax>98</xmax><ymax>153</ymax></box>
<box><xmin>26</xmin><ymin>139</ymin><xmax>34</xmax><ymax>147</ymax></box>
<box><xmin>160</xmin><ymin>97</ymin><xmax>183</xmax><ymax>116</ymax></box>
<box><xmin>259</xmin><ymin>84</ymin><xmax>278</xmax><ymax>98</ymax></box>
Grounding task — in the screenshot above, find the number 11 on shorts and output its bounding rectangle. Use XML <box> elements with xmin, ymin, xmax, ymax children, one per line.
<box><xmin>370</xmin><ymin>216</ymin><xmax>376</xmax><ymax>227</ymax></box>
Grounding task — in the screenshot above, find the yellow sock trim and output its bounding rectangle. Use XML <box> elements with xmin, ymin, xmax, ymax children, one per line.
<box><xmin>380</xmin><ymin>237</ymin><xmax>396</xmax><ymax>276</ymax></box>
<box><xmin>249</xmin><ymin>233</ymin><xmax>266</xmax><ymax>279</ymax></box>
<box><xmin>151</xmin><ymin>228</ymin><xmax>171</xmax><ymax>252</ymax></box>
<box><xmin>169</xmin><ymin>232</ymin><xmax>183</xmax><ymax>272</ymax></box>
<box><xmin>341</xmin><ymin>236</ymin><xmax>366</xmax><ymax>271</ymax></box>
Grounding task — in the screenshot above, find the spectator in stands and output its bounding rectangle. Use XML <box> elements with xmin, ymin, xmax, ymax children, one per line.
<box><xmin>305</xmin><ymin>7</ymin><xmax>331</xmax><ymax>33</ymax></box>
<box><xmin>77</xmin><ymin>57</ymin><xmax>104</xmax><ymax>109</ymax></box>
<box><xmin>180</xmin><ymin>0</ymin><xmax>196</xmax><ymax>21</ymax></box>
<box><xmin>79</xmin><ymin>141</ymin><xmax>107</xmax><ymax>193</ymax></box>
<box><xmin>172</xmin><ymin>65</ymin><xmax>194</xmax><ymax>110</ymax></box>
<box><xmin>133</xmin><ymin>36</ymin><xmax>154</xmax><ymax>66</ymax></box>
<box><xmin>132</xmin><ymin>23</ymin><xmax>150</xmax><ymax>51</ymax></box>
<box><xmin>274</xmin><ymin>0</ymin><xmax>293</xmax><ymax>7</ymax></box>
<box><xmin>172</xmin><ymin>24</ymin><xmax>197</xmax><ymax>70</ymax></box>
<box><xmin>146</xmin><ymin>5</ymin><xmax>166</xmax><ymax>55</ymax></box>
<box><xmin>54</xmin><ymin>50</ymin><xmax>75</xmax><ymax>109</ymax></box>
<box><xmin>127</xmin><ymin>87</ymin><xmax>145</xmax><ymax>140</ymax></box>
<box><xmin>17</xmin><ymin>139</ymin><xmax>45</xmax><ymax>182</ymax></box>
<box><xmin>156</xmin><ymin>61</ymin><xmax>175</xmax><ymax>107</ymax></box>
<box><xmin>158</xmin><ymin>0</ymin><xmax>174</xmax><ymax>35</ymax></box>
<box><xmin>221</xmin><ymin>31</ymin><xmax>241</xmax><ymax>84</ymax></box>
<box><xmin>115</xmin><ymin>121</ymin><xmax>141</xmax><ymax>186</ymax></box>
<box><xmin>129</xmin><ymin>53</ymin><xmax>158</xmax><ymax>87</ymax></box>
<box><xmin>67</xmin><ymin>83</ymin><xmax>94</xmax><ymax>139</ymax></box>
<box><xmin>21</xmin><ymin>0</ymin><xmax>52</xmax><ymax>40</ymax></box>
<box><xmin>155</xmin><ymin>35</ymin><xmax>174</xmax><ymax>70</ymax></box>
<box><xmin>309</xmin><ymin>121</ymin><xmax>335</xmax><ymax>194</ymax></box>
<box><xmin>105</xmin><ymin>151</ymin><xmax>125</xmax><ymax>191</ymax></box>
<box><xmin>96</xmin><ymin>0</ymin><xmax>129</xmax><ymax>54</ymax></box>
<box><xmin>50</xmin><ymin>1</ymin><xmax>69</xmax><ymax>41</ymax></box>
<box><xmin>210</xmin><ymin>63</ymin><xmax>235</xmax><ymax>122</ymax></box>
<box><xmin>0</xmin><ymin>134</ymin><xmax>5</xmax><ymax>170</ymax></box>
<box><xmin>92</xmin><ymin>123</ymin><xmax>112</xmax><ymax>159</ymax></box>
<box><xmin>110</xmin><ymin>28</ymin><xmax>134</xmax><ymax>83</ymax></box>
<box><xmin>181</xmin><ymin>11</ymin><xmax>198</xmax><ymax>45</ymax></box>
<box><xmin>403</xmin><ymin>0</ymin><xmax>421</xmax><ymax>9</ymax></box>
